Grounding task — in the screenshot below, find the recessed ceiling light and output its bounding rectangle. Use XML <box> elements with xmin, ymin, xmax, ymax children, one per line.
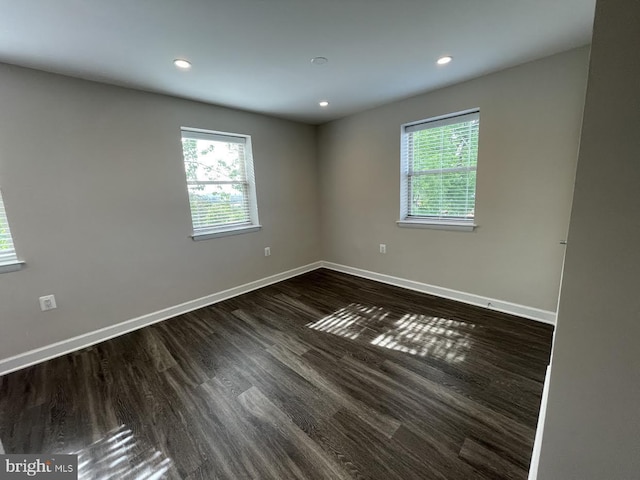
<box><xmin>437</xmin><ymin>56</ymin><xmax>453</xmax><ymax>65</ymax></box>
<box><xmin>173</xmin><ymin>59</ymin><xmax>192</xmax><ymax>70</ymax></box>
<box><xmin>319</xmin><ymin>101</ymin><xmax>329</xmax><ymax>107</ymax></box>
<box><xmin>311</xmin><ymin>57</ymin><xmax>329</xmax><ymax>65</ymax></box>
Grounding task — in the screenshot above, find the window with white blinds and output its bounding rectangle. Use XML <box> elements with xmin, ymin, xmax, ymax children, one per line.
<box><xmin>400</xmin><ymin>110</ymin><xmax>480</xmax><ymax>229</ymax></box>
<box><xmin>0</xmin><ymin>189</ymin><xmax>18</xmax><ymax>265</ymax></box>
<box><xmin>180</xmin><ymin>128</ymin><xmax>260</xmax><ymax>238</ymax></box>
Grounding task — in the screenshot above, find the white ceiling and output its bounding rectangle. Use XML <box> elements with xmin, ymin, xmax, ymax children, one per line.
<box><xmin>0</xmin><ymin>0</ymin><xmax>595</xmax><ymax>124</ymax></box>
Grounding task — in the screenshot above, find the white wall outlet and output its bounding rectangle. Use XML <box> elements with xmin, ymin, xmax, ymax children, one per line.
<box><xmin>39</xmin><ymin>295</ymin><xmax>57</xmax><ymax>311</ymax></box>
<box><xmin>380</xmin><ymin>244</ymin><xmax>387</xmax><ymax>254</ymax></box>
<box><xmin>264</xmin><ymin>247</ymin><xmax>271</xmax><ymax>257</ymax></box>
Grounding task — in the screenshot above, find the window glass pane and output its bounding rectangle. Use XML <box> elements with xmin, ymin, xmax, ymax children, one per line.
<box><xmin>180</xmin><ymin>128</ymin><xmax>259</xmax><ymax>235</ymax></box>
<box><xmin>409</xmin><ymin>170</ymin><xmax>476</xmax><ymax>219</ymax></box>
<box><xmin>188</xmin><ymin>183</ymin><xmax>250</xmax><ymax>231</ymax></box>
<box><xmin>410</xmin><ymin>119</ymin><xmax>479</xmax><ymax>172</ymax></box>
<box><xmin>403</xmin><ymin>111</ymin><xmax>479</xmax><ymax>223</ymax></box>
<box><xmin>182</xmin><ymin>137</ymin><xmax>246</xmax><ymax>182</ymax></box>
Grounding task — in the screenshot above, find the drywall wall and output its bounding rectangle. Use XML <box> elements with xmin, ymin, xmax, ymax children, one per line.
<box><xmin>537</xmin><ymin>0</ymin><xmax>640</xmax><ymax>477</ymax></box>
<box><xmin>0</xmin><ymin>64</ymin><xmax>320</xmax><ymax>360</ymax></box>
<box><xmin>318</xmin><ymin>47</ymin><xmax>589</xmax><ymax>312</ymax></box>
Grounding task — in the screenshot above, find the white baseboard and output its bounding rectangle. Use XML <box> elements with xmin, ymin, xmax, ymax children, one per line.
<box><xmin>320</xmin><ymin>261</ymin><xmax>557</xmax><ymax>325</ymax></box>
<box><xmin>0</xmin><ymin>262</ymin><xmax>323</xmax><ymax>377</ymax></box>
<box><xmin>0</xmin><ymin>259</ymin><xmax>555</xmax><ymax>377</ymax></box>
<box><xmin>528</xmin><ymin>365</ymin><xmax>552</xmax><ymax>480</ymax></box>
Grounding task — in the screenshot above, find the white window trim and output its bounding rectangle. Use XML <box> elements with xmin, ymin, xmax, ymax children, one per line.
<box><xmin>181</xmin><ymin>127</ymin><xmax>261</xmax><ymax>240</ymax></box>
<box><xmin>191</xmin><ymin>224</ymin><xmax>262</xmax><ymax>241</ymax></box>
<box><xmin>0</xmin><ymin>260</ymin><xmax>25</xmax><ymax>274</ymax></box>
<box><xmin>399</xmin><ymin>108</ymin><xmax>480</xmax><ymax>232</ymax></box>
<box><xmin>396</xmin><ymin>219</ymin><xmax>476</xmax><ymax>231</ymax></box>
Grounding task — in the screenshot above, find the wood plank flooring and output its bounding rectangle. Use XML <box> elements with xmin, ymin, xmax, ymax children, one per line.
<box><xmin>0</xmin><ymin>269</ymin><xmax>553</xmax><ymax>479</ymax></box>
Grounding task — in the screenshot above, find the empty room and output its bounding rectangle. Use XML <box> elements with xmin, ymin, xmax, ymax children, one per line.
<box><xmin>1</xmin><ymin>0</ymin><xmax>639</xmax><ymax>479</ymax></box>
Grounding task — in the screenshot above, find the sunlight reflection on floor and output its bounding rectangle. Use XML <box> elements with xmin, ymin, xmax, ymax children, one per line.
<box><xmin>73</xmin><ymin>425</ymin><xmax>173</xmax><ymax>480</ymax></box>
<box><xmin>307</xmin><ymin>304</ymin><xmax>475</xmax><ymax>363</ymax></box>
<box><xmin>306</xmin><ymin>303</ymin><xmax>389</xmax><ymax>340</ymax></box>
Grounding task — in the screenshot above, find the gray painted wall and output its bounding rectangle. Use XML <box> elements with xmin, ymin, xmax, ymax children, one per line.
<box><xmin>0</xmin><ymin>64</ymin><xmax>320</xmax><ymax>359</ymax></box>
<box><xmin>317</xmin><ymin>48</ymin><xmax>589</xmax><ymax>312</ymax></box>
<box><xmin>537</xmin><ymin>0</ymin><xmax>640</xmax><ymax>477</ymax></box>
<box><xmin>0</xmin><ymin>47</ymin><xmax>592</xmax><ymax>366</ymax></box>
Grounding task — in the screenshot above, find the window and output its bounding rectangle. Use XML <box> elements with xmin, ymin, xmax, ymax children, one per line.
<box><xmin>399</xmin><ymin>109</ymin><xmax>480</xmax><ymax>230</ymax></box>
<box><xmin>0</xmin><ymin>189</ymin><xmax>19</xmax><ymax>267</ymax></box>
<box><xmin>180</xmin><ymin>128</ymin><xmax>260</xmax><ymax>239</ymax></box>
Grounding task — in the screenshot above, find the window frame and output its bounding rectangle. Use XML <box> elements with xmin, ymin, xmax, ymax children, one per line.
<box><xmin>180</xmin><ymin>127</ymin><xmax>261</xmax><ymax>240</ymax></box>
<box><xmin>398</xmin><ymin>109</ymin><xmax>480</xmax><ymax>232</ymax></box>
<box><xmin>0</xmin><ymin>188</ymin><xmax>23</xmax><ymax>273</ymax></box>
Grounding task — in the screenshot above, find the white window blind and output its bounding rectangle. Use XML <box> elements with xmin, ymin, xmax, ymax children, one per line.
<box><xmin>180</xmin><ymin>128</ymin><xmax>260</xmax><ymax>237</ymax></box>
<box><xmin>400</xmin><ymin>110</ymin><xmax>480</xmax><ymax>226</ymax></box>
<box><xmin>0</xmin><ymin>190</ymin><xmax>18</xmax><ymax>265</ymax></box>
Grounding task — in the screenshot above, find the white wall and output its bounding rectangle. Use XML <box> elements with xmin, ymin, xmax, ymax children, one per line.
<box><xmin>318</xmin><ymin>48</ymin><xmax>589</xmax><ymax>313</ymax></box>
<box><xmin>537</xmin><ymin>0</ymin><xmax>640</xmax><ymax>477</ymax></box>
<box><xmin>0</xmin><ymin>64</ymin><xmax>320</xmax><ymax>360</ymax></box>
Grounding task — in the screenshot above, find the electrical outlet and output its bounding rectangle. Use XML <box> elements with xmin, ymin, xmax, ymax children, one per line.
<box><xmin>380</xmin><ymin>244</ymin><xmax>386</xmax><ymax>254</ymax></box>
<box><xmin>264</xmin><ymin>247</ymin><xmax>271</xmax><ymax>257</ymax></box>
<box><xmin>39</xmin><ymin>295</ymin><xmax>57</xmax><ymax>311</ymax></box>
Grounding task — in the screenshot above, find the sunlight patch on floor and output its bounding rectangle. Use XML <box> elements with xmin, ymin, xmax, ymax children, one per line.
<box><xmin>73</xmin><ymin>425</ymin><xmax>172</xmax><ymax>480</ymax></box>
<box><xmin>307</xmin><ymin>304</ymin><xmax>475</xmax><ymax>363</ymax></box>
<box><xmin>371</xmin><ymin>314</ymin><xmax>474</xmax><ymax>363</ymax></box>
<box><xmin>306</xmin><ymin>303</ymin><xmax>389</xmax><ymax>340</ymax></box>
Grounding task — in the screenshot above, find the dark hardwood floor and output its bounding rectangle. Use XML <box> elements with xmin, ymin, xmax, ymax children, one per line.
<box><xmin>0</xmin><ymin>269</ymin><xmax>553</xmax><ymax>479</ymax></box>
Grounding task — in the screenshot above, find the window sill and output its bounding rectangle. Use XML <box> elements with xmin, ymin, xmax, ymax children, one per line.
<box><xmin>0</xmin><ymin>260</ymin><xmax>25</xmax><ymax>274</ymax></box>
<box><xmin>396</xmin><ymin>220</ymin><xmax>477</xmax><ymax>232</ymax></box>
<box><xmin>191</xmin><ymin>224</ymin><xmax>262</xmax><ymax>241</ymax></box>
